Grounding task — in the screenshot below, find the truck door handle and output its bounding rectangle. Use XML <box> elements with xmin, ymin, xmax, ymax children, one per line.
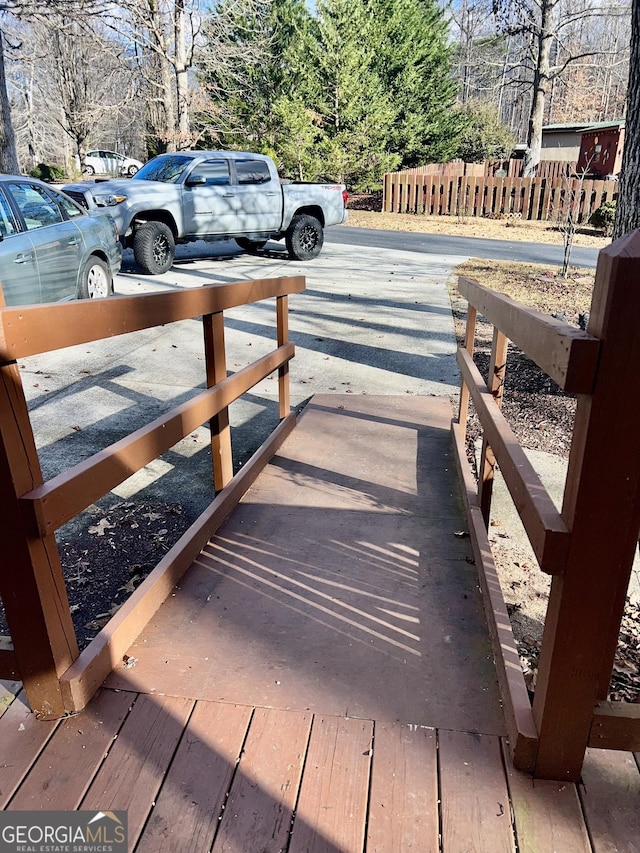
<box><xmin>223</xmin><ymin>193</ymin><xmax>234</xmax><ymax>198</ymax></box>
<box><xmin>14</xmin><ymin>252</ymin><xmax>34</xmax><ymax>263</ymax></box>
<box><xmin>67</xmin><ymin>238</ymin><xmax>81</xmax><ymax>247</ymax></box>
<box><xmin>265</xmin><ymin>192</ymin><xmax>278</xmax><ymax>196</ymax></box>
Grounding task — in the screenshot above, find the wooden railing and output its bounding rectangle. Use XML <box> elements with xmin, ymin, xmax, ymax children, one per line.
<box><xmin>452</xmin><ymin>232</ymin><xmax>640</xmax><ymax>780</ymax></box>
<box><xmin>383</xmin><ymin>172</ymin><xmax>618</xmax><ymax>222</ymax></box>
<box><xmin>0</xmin><ymin>275</ymin><xmax>304</xmax><ymax>718</ymax></box>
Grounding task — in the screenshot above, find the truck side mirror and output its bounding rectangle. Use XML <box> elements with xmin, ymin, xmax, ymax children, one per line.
<box><xmin>186</xmin><ymin>174</ymin><xmax>207</xmax><ymax>186</ymax></box>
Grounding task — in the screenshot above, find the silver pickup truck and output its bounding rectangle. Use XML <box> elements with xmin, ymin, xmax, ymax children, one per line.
<box><xmin>63</xmin><ymin>150</ymin><xmax>348</xmax><ymax>274</ymax></box>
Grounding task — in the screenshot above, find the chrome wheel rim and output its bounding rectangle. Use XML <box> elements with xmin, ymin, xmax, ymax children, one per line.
<box><xmin>299</xmin><ymin>225</ymin><xmax>317</xmax><ymax>252</ymax></box>
<box><xmin>153</xmin><ymin>234</ymin><xmax>171</xmax><ymax>266</ymax></box>
<box><xmin>87</xmin><ymin>264</ymin><xmax>110</xmax><ymax>298</ymax></box>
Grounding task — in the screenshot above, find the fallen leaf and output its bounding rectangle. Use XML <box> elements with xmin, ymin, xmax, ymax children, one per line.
<box><xmin>88</xmin><ymin>519</ymin><xmax>115</xmax><ymax>536</ymax></box>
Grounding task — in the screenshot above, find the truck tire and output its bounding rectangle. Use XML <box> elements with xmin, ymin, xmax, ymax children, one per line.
<box><xmin>235</xmin><ymin>237</ymin><xmax>267</xmax><ymax>254</ymax></box>
<box><xmin>133</xmin><ymin>221</ymin><xmax>175</xmax><ymax>274</ymax></box>
<box><xmin>285</xmin><ymin>214</ymin><xmax>324</xmax><ymax>261</ymax></box>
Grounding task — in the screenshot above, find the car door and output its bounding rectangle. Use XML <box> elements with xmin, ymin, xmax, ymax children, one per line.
<box><xmin>234</xmin><ymin>158</ymin><xmax>282</xmax><ymax>233</ymax></box>
<box><xmin>0</xmin><ymin>186</ymin><xmax>41</xmax><ymax>306</ymax></box>
<box><xmin>7</xmin><ymin>181</ymin><xmax>84</xmax><ymax>303</ymax></box>
<box><xmin>182</xmin><ymin>158</ymin><xmax>238</xmax><ymax>236</ymax></box>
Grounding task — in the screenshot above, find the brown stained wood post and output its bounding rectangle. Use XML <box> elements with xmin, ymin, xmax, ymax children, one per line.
<box><xmin>203</xmin><ymin>312</ymin><xmax>232</xmax><ymax>491</ymax></box>
<box><xmin>478</xmin><ymin>328</ymin><xmax>508</xmax><ymax>527</ymax></box>
<box><xmin>533</xmin><ymin>230</ymin><xmax>640</xmax><ymax>780</ymax></box>
<box><xmin>0</xmin><ymin>362</ymin><xmax>78</xmax><ymax>718</ymax></box>
<box><xmin>457</xmin><ymin>303</ymin><xmax>477</xmax><ymax>430</ymax></box>
<box><xmin>276</xmin><ymin>296</ymin><xmax>290</xmax><ymax>420</ymax></box>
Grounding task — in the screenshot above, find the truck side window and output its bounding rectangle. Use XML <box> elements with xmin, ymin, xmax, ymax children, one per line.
<box><xmin>236</xmin><ymin>160</ymin><xmax>271</xmax><ymax>185</ymax></box>
<box><xmin>197</xmin><ymin>160</ymin><xmax>231</xmax><ymax>186</ymax></box>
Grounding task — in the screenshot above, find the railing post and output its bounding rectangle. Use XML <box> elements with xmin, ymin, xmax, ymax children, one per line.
<box><xmin>0</xmin><ymin>361</ymin><xmax>78</xmax><ymax>718</ymax></box>
<box><xmin>533</xmin><ymin>230</ymin><xmax>640</xmax><ymax>779</ymax></box>
<box><xmin>203</xmin><ymin>311</ymin><xmax>233</xmax><ymax>491</ymax></box>
<box><xmin>478</xmin><ymin>328</ymin><xmax>508</xmax><ymax>526</ymax></box>
<box><xmin>277</xmin><ymin>296</ymin><xmax>290</xmax><ymax>419</ymax></box>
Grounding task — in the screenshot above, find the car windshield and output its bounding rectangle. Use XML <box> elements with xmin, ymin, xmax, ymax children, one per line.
<box><xmin>133</xmin><ymin>154</ymin><xmax>193</xmax><ymax>183</ymax></box>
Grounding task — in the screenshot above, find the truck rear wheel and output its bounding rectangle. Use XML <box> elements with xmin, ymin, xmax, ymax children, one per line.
<box><xmin>133</xmin><ymin>221</ymin><xmax>175</xmax><ymax>274</ymax></box>
<box><xmin>285</xmin><ymin>214</ymin><xmax>324</xmax><ymax>261</ymax></box>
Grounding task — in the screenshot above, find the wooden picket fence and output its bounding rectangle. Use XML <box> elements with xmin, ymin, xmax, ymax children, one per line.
<box><xmin>382</xmin><ymin>171</ymin><xmax>618</xmax><ymax>223</ymax></box>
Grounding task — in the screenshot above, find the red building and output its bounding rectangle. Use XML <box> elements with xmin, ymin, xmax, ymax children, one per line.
<box><xmin>576</xmin><ymin>121</ymin><xmax>625</xmax><ymax>178</ymax></box>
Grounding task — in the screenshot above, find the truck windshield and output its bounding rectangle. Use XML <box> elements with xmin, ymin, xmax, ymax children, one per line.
<box><xmin>133</xmin><ymin>155</ymin><xmax>193</xmax><ymax>183</ymax></box>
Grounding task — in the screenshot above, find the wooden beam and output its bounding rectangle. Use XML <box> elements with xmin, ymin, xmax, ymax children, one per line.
<box><xmin>60</xmin><ymin>412</ymin><xmax>297</xmax><ymax>712</ymax></box>
<box><xmin>451</xmin><ymin>421</ymin><xmax>538</xmax><ymax>772</ymax></box>
<box><xmin>277</xmin><ymin>295</ymin><xmax>290</xmax><ymax>420</ymax></box>
<box><xmin>479</xmin><ymin>328</ymin><xmax>509</xmax><ymax>526</ymax></box>
<box><xmin>457</xmin><ymin>304</ymin><xmax>477</xmax><ymax>430</ymax></box>
<box><xmin>456</xmin><ymin>346</ymin><xmax>569</xmax><ymax>574</ymax></box>
<box><xmin>21</xmin><ymin>344</ymin><xmax>294</xmax><ymax>536</ymax></box>
<box><xmin>203</xmin><ymin>312</ymin><xmax>232</xmax><ymax>492</ymax></box>
<box><xmin>457</xmin><ymin>276</ymin><xmax>600</xmax><ymax>394</ymax></box>
<box><xmin>0</xmin><ymin>363</ymin><xmax>77</xmax><ymax>718</ymax></box>
<box><xmin>589</xmin><ymin>702</ymin><xmax>640</xmax><ymax>752</ymax></box>
<box><xmin>0</xmin><ymin>276</ymin><xmax>306</xmax><ymax>362</ymax></box>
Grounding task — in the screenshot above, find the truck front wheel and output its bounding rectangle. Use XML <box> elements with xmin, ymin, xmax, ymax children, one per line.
<box><xmin>285</xmin><ymin>214</ymin><xmax>324</xmax><ymax>261</ymax></box>
<box><xmin>133</xmin><ymin>221</ymin><xmax>175</xmax><ymax>274</ymax></box>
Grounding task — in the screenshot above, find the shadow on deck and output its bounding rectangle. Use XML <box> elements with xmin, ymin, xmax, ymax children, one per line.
<box><xmin>2</xmin><ymin>395</ymin><xmax>639</xmax><ymax>851</ymax></box>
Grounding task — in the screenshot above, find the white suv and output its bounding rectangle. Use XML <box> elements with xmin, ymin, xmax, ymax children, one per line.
<box><xmin>81</xmin><ymin>150</ymin><xmax>144</xmax><ymax>177</ymax></box>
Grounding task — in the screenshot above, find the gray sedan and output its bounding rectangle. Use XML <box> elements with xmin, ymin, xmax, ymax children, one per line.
<box><xmin>0</xmin><ymin>176</ymin><xmax>122</xmax><ymax>307</ymax></box>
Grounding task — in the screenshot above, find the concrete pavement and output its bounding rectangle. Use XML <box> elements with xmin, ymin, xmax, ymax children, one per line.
<box><xmin>21</xmin><ymin>236</ymin><xmax>469</xmax><ymax>523</ymax></box>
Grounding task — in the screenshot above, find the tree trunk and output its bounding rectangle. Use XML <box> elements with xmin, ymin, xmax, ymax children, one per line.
<box><xmin>174</xmin><ymin>0</ymin><xmax>190</xmax><ymax>148</ymax></box>
<box><xmin>522</xmin><ymin>0</ymin><xmax>555</xmax><ymax>178</ymax></box>
<box><xmin>613</xmin><ymin>0</ymin><xmax>640</xmax><ymax>239</ymax></box>
<box><xmin>0</xmin><ymin>31</ymin><xmax>20</xmax><ymax>174</ymax></box>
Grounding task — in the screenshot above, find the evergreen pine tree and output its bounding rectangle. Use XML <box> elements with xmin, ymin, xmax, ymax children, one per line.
<box><xmin>312</xmin><ymin>0</ymin><xmax>400</xmax><ymax>189</ymax></box>
<box><xmin>369</xmin><ymin>0</ymin><xmax>465</xmax><ymax>167</ymax></box>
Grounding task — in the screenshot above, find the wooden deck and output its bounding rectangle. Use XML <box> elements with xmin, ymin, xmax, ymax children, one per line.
<box><xmin>2</xmin><ymin>395</ymin><xmax>640</xmax><ymax>851</ymax></box>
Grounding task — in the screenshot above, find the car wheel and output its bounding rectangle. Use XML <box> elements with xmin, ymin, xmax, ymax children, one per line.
<box><xmin>128</xmin><ymin>164</ymin><xmax>139</xmax><ymax>176</ymax></box>
<box><xmin>83</xmin><ymin>164</ymin><xmax>95</xmax><ymax>176</ymax></box>
<box><xmin>285</xmin><ymin>214</ymin><xmax>324</xmax><ymax>261</ymax></box>
<box><xmin>133</xmin><ymin>221</ymin><xmax>175</xmax><ymax>274</ymax></box>
<box><xmin>235</xmin><ymin>237</ymin><xmax>267</xmax><ymax>254</ymax></box>
<box><xmin>79</xmin><ymin>256</ymin><xmax>112</xmax><ymax>299</ymax></box>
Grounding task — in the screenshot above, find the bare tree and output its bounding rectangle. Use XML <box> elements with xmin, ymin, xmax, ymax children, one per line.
<box><xmin>492</xmin><ymin>0</ymin><xmax>630</xmax><ymax>176</ymax></box>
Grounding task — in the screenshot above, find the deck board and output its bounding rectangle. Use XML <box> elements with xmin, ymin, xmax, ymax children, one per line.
<box><xmin>366</xmin><ymin>721</ymin><xmax>439</xmax><ymax>852</ymax></box>
<box><xmin>579</xmin><ymin>747</ymin><xmax>640</xmax><ymax>853</ymax></box>
<box><xmin>138</xmin><ymin>700</ymin><xmax>252</xmax><ymax>853</ymax></box>
<box><xmin>439</xmin><ymin>730</ymin><xmax>515</xmax><ymax>852</ymax></box>
<box><xmin>212</xmin><ymin>706</ymin><xmax>311</xmax><ymax>852</ymax></box>
<box><xmin>505</xmin><ymin>743</ymin><xmax>592</xmax><ymax>853</ymax></box>
<box><xmin>289</xmin><ymin>715</ymin><xmax>373</xmax><ymax>853</ymax></box>
<box><xmin>80</xmin><ymin>693</ymin><xmax>194</xmax><ymax>845</ymax></box>
<box><xmin>0</xmin><ymin>691</ymin><xmax>59</xmax><ymax>808</ymax></box>
<box><xmin>8</xmin><ymin>687</ymin><xmax>132</xmax><ymax>810</ymax></box>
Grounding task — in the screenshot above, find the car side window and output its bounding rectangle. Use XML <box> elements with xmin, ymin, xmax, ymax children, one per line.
<box><xmin>195</xmin><ymin>160</ymin><xmax>230</xmax><ymax>186</ymax></box>
<box><xmin>8</xmin><ymin>182</ymin><xmax>64</xmax><ymax>230</ymax></box>
<box><xmin>236</xmin><ymin>160</ymin><xmax>271</xmax><ymax>185</ymax></box>
<box><xmin>0</xmin><ymin>188</ymin><xmax>18</xmax><ymax>237</ymax></box>
<box><xmin>49</xmin><ymin>187</ymin><xmax>85</xmax><ymax>219</ymax></box>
